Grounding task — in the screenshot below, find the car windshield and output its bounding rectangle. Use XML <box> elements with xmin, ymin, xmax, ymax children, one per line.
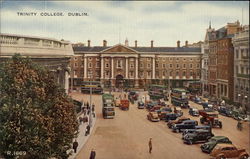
<box><xmin>209</xmin><ymin>138</ymin><xmax>217</xmax><ymax>142</ymax></box>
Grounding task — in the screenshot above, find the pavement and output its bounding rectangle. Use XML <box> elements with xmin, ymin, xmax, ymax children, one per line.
<box><xmin>67</xmin><ymin>93</ymin><xmax>97</xmax><ymax>159</ymax></box>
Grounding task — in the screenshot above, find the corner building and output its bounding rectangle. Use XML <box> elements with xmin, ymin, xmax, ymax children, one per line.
<box><xmin>72</xmin><ymin>40</ymin><xmax>202</xmax><ymax>89</ymax></box>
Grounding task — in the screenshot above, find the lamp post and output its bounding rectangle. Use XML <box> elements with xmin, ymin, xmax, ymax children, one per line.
<box><xmin>238</xmin><ymin>94</ymin><xmax>241</xmax><ymax>108</ymax></box>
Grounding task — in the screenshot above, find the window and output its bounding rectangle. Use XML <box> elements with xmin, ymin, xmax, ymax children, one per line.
<box><xmin>81</xmin><ymin>63</ymin><xmax>84</xmax><ymax>67</ymax></box>
<box><xmin>147</xmin><ymin>71</ymin><xmax>151</xmax><ymax>77</ymax></box>
<box><xmin>236</xmin><ymin>49</ymin><xmax>239</xmax><ymax>59</ymax></box>
<box><xmin>170</xmin><ymin>64</ymin><xmax>172</xmax><ymax>68</ymax></box>
<box><xmin>105</xmin><ymin>71</ymin><xmax>109</xmax><ymax>76</ymax></box>
<box><xmin>88</xmin><ymin>57</ymin><xmax>92</xmax><ymax>61</ymax></box>
<box><xmin>183</xmin><ymin>71</ymin><xmax>186</xmax><ymax>76</ymax></box>
<box><xmin>74</xmin><ymin>57</ymin><xmax>77</xmax><ymax>60</ymax></box>
<box><xmin>147</xmin><ymin>57</ymin><xmax>151</xmax><ymax>61</ymax></box>
<box><xmin>169</xmin><ymin>71</ymin><xmax>172</xmax><ymax>76</ymax></box>
<box><xmin>130</xmin><ymin>63</ymin><xmax>134</xmax><ymax>68</ymax></box>
<box><xmin>170</xmin><ymin>58</ymin><xmax>172</xmax><ymax>61</ymax></box>
<box><xmin>148</xmin><ymin>64</ymin><xmax>151</xmax><ymax>68</ymax></box>
<box><xmin>105</xmin><ymin>63</ymin><xmax>109</xmax><ymax>68</ymax></box>
<box><xmin>88</xmin><ymin>62</ymin><xmax>92</xmax><ymax>68</ymax></box>
<box><xmin>183</xmin><ymin>58</ymin><xmax>186</xmax><ymax>61</ymax></box>
<box><xmin>162</xmin><ymin>64</ymin><xmax>165</xmax><ymax>68</ymax></box>
<box><xmin>74</xmin><ymin>63</ymin><xmax>77</xmax><ymax>67</ymax></box>
<box><xmin>241</xmin><ymin>67</ymin><xmax>244</xmax><ymax>74</ymax></box>
<box><xmin>130</xmin><ymin>71</ymin><xmax>134</xmax><ymax>77</ymax></box>
<box><xmin>117</xmin><ymin>60</ymin><xmax>122</xmax><ymax>68</ymax></box>
<box><xmin>96</xmin><ymin>62</ymin><xmax>100</xmax><ymax>68</ymax></box>
<box><xmin>156</xmin><ymin>63</ymin><xmax>159</xmax><ymax>68</ymax></box>
<box><xmin>190</xmin><ymin>64</ymin><xmax>192</xmax><ymax>68</ymax></box>
<box><xmin>176</xmin><ymin>64</ymin><xmax>179</xmax><ymax>68</ymax></box>
<box><xmin>176</xmin><ymin>71</ymin><xmax>179</xmax><ymax>76</ymax></box>
<box><xmin>190</xmin><ymin>71</ymin><xmax>193</xmax><ymax>76</ymax></box>
<box><xmin>197</xmin><ymin>64</ymin><xmax>200</xmax><ymax>68</ymax></box>
<box><xmin>183</xmin><ymin>64</ymin><xmax>186</xmax><ymax>68</ymax></box>
<box><xmin>162</xmin><ymin>71</ymin><xmax>165</xmax><ymax>76</ymax></box>
<box><xmin>140</xmin><ymin>63</ymin><xmax>144</xmax><ymax>68</ymax></box>
<box><xmin>176</xmin><ymin>58</ymin><xmax>179</xmax><ymax>61</ymax></box>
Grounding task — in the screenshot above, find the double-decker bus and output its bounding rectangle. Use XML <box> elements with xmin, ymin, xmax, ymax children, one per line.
<box><xmin>171</xmin><ymin>88</ymin><xmax>189</xmax><ymax>108</ymax></box>
<box><xmin>81</xmin><ymin>81</ymin><xmax>103</xmax><ymax>94</ymax></box>
<box><xmin>102</xmin><ymin>94</ymin><xmax>115</xmax><ymax>119</ymax></box>
<box><xmin>148</xmin><ymin>84</ymin><xmax>168</xmax><ymax>100</ymax></box>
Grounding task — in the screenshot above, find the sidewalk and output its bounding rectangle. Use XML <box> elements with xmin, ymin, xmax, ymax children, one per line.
<box><xmin>68</xmin><ymin>112</ymin><xmax>96</xmax><ymax>159</ymax></box>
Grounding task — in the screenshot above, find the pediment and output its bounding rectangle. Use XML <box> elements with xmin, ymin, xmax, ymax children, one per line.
<box><xmin>101</xmin><ymin>44</ymin><xmax>137</xmax><ymax>53</ymax></box>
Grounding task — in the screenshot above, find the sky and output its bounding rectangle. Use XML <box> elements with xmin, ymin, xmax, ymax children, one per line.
<box><xmin>0</xmin><ymin>1</ymin><xmax>249</xmax><ymax>47</ymax></box>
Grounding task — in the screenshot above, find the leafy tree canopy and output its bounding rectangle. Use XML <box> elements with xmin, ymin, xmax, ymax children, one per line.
<box><xmin>0</xmin><ymin>54</ymin><xmax>79</xmax><ymax>159</ymax></box>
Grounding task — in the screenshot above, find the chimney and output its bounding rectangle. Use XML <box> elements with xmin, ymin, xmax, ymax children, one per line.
<box><xmin>177</xmin><ymin>40</ymin><xmax>180</xmax><ymax>48</ymax></box>
<box><xmin>135</xmin><ymin>40</ymin><xmax>137</xmax><ymax>48</ymax></box>
<box><xmin>185</xmin><ymin>41</ymin><xmax>188</xmax><ymax>47</ymax></box>
<box><xmin>103</xmin><ymin>40</ymin><xmax>107</xmax><ymax>47</ymax></box>
<box><xmin>151</xmin><ymin>40</ymin><xmax>154</xmax><ymax>48</ymax></box>
<box><xmin>87</xmin><ymin>40</ymin><xmax>90</xmax><ymax>47</ymax></box>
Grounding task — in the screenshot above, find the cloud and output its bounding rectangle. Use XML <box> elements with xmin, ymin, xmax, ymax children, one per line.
<box><xmin>0</xmin><ymin>1</ymin><xmax>249</xmax><ymax>47</ymax></box>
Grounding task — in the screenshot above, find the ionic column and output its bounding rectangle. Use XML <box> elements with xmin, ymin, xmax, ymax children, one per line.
<box><xmin>126</xmin><ymin>57</ymin><xmax>128</xmax><ymax>78</ymax></box>
<box><xmin>65</xmin><ymin>70</ymin><xmax>69</xmax><ymax>94</ymax></box>
<box><xmin>101</xmin><ymin>57</ymin><xmax>104</xmax><ymax>79</ymax></box>
<box><xmin>111</xmin><ymin>57</ymin><xmax>114</xmax><ymax>78</ymax></box>
<box><xmin>135</xmin><ymin>57</ymin><xmax>138</xmax><ymax>79</ymax></box>
<box><xmin>152</xmin><ymin>57</ymin><xmax>155</xmax><ymax>79</ymax></box>
<box><xmin>84</xmin><ymin>56</ymin><xmax>87</xmax><ymax>79</ymax></box>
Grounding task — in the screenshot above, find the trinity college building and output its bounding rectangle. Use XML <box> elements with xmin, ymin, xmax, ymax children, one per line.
<box><xmin>71</xmin><ymin>40</ymin><xmax>202</xmax><ymax>89</ymax></box>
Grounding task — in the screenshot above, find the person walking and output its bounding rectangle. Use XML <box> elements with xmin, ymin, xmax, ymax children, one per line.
<box><xmin>85</xmin><ymin>124</ymin><xmax>90</xmax><ymax>136</ymax></box>
<box><xmin>72</xmin><ymin>140</ymin><xmax>78</xmax><ymax>153</ymax></box>
<box><xmin>148</xmin><ymin>138</ymin><xmax>152</xmax><ymax>153</ymax></box>
<box><xmin>92</xmin><ymin>104</ymin><xmax>95</xmax><ymax>112</ymax></box>
<box><xmin>89</xmin><ymin>148</ymin><xmax>96</xmax><ymax>159</ymax></box>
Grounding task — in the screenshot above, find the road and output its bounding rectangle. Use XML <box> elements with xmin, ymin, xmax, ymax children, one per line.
<box><xmin>71</xmin><ymin>92</ymin><xmax>249</xmax><ymax>159</ymax></box>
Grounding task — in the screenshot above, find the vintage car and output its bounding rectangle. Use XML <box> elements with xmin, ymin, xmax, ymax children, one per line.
<box><xmin>174</xmin><ymin>107</ymin><xmax>183</xmax><ymax>117</ymax></box>
<box><xmin>147</xmin><ymin>112</ymin><xmax>160</xmax><ymax>122</ymax></box>
<box><xmin>210</xmin><ymin>144</ymin><xmax>249</xmax><ymax>159</ymax></box>
<box><xmin>201</xmin><ymin>136</ymin><xmax>232</xmax><ymax>153</ymax></box>
<box><xmin>145</xmin><ymin>101</ymin><xmax>158</xmax><ymax>110</ymax></box>
<box><xmin>189</xmin><ymin>107</ymin><xmax>200</xmax><ymax>116</ymax></box>
<box><xmin>172</xmin><ymin>120</ymin><xmax>198</xmax><ymax>133</ymax></box>
<box><xmin>182</xmin><ymin>125</ymin><xmax>211</xmax><ymax>137</ymax></box>
<box><xmin>165</xmin><ymin>113</ymin><xmax>179</xmax><ymax>122</ymax></box>
<box><xmin>167</xmin><ymin>117</ymin><xmax>190</xmax><ymax>128</ymax></box>
<box><xmin>183</xmin><ymin>129</ymin><xmax>214</xmax><ymax>145</ymax></box>
<box><xmin>137</xmin><ymin>101</ymin><xmax>145</xmax><ymax>109</ymax></box>
<box><xmin>218</xmin><ymin>106</ymin><xmax>232</xmax><ymax>117</ymax></box>
<box><xmin>150</xmin><ymin>105</ymin><xmax>162</xmax><ymax>112</ymax></box>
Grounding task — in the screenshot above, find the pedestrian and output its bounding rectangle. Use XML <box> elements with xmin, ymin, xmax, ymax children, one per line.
<box><xmin>92</xmin><ymin>104</ymin><xmax>95</xmax><ymax>112</ymax></box>
<box><xmin>89</xmin><ymin>148</ymin><xmax>96</xmax><ymax>159</ymax></box>
<box><xmin>87</xmin><ymin>109</ymin><xmax>90</xmax><ymax>115</ymax></box>
<box><xmin>79</xmin><ymin>117</ymin><xmax>83</xmax><ymax>125</ymax></box>
<box><xmin>85</xmin><ymin>124</ymin><xmax>90</xmax><ymax>136</ymax></box>
<box><xmin>87</xmin><ymin>102</ymin><xmax>89</xmax><ymax>110</ymax></box>
<box><xmin>148</xmin><ymin>138</ymin><xmax>152</xmax><ymax>153</ymax></box>
<box><xmin>72</xmin><ymin>140</ymin><xmax>78</xmax><ymax>153</ymax></box>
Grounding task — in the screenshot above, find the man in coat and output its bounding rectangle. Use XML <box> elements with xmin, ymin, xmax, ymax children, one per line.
<box><xmin>72</xmin><ymin>140</ymin><xmax>78</xmax><ymax>153</ymax></box>
<box><xmin>148</xmin><ymin>138</ymin><xmax>152</xmax><ymax>153</ymax></box>
<box><xmin>89</xmin><ymin>148</ymin><xmax>96</xmax><ymax>159</ymax></box>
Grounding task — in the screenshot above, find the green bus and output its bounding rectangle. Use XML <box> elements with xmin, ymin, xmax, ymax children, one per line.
<box><xmin>171</xmin><ymin>88</ymin><xmax>189</xmax><ymax>108</ymax></box>
<box><xmin>102</xmin><ymin>93</ymin><xmax>115</xmax><ymax>119</ymax></box>
<box><xmin>148</xmin><ymin>84</ymin><xmax>168</xmax><ymax>100</ymax></box>
<box><xmin>81</xmin><ymin>81</ymin><xmax>103</xmax><ymax>94</ymax></box>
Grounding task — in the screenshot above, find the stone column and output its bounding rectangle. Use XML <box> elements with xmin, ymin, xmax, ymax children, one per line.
<box><xmin>84</xmin><ymin>56</ymin><xmax>87</xmax><ymax>79</ymax></box>
<box><xmin>152</xmin><ymin>57</ymin><xmax>155</xmax><ymax>79</ymax></box>
<box><xmin>135</xmin><ymin>57</ymin><xmax>138</xmax><ymax>79</ymax></box>
<box><xmin>101</xmin><ymin>57</ymin><xmax>104</xmax><ymax>79</ymax></box>
<box><xmin>111</xmin><ymin>57</ymin><xmax>114</xmax><ymax>78</ymax></box>
<box><xmin>65</xmin><ymin>70</ymin><xmax>69</xmax><ymax>94</ymax></box>
<box><xmin>126</xmin><ymin>57</ymin><xmax>128</xmax><ymax>78</ymax></box>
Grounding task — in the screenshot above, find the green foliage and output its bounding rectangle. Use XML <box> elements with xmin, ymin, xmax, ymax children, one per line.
<box><xmin>0</xmin><ymin>54</ymin><xmax>79</xmax><ymax>159</ymax></box>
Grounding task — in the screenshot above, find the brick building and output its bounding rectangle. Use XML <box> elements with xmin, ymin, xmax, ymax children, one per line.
<box><xmin>208</xmin><ymin>21</ymin><xmax>242</xmax><ymax>100</ymax></box>
<box><xmin>70</xmin><ymin>40</ymin><xmax>202</xmax><ymax>90</ymax></box>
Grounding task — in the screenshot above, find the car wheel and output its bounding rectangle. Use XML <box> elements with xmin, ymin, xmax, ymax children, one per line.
<box><xmin>188</xmin><ymin>140</ymin><xmax>193</xmax><ymax>145</ymax></box>
<box><xmin>240</xmin><ymin>154</ymin><xmax>249</xmax><ymax>159</ymax></box>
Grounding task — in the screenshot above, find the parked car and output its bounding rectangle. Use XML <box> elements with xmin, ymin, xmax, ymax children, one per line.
<box><xmin>145</xmin><ymin>101</ymin><xmax>158</xmax><ymax>110</ymax></box>
<box><xmin>150</xmin><ymin>105</ymin><xmax>162</xmax><ymax>112</ymax></box>
<box><xmin>182</xmin><ymin>125</ymin><xmax>211</xmax><ymax>137</ymax></box>
<box><xmin>201</xmin><ymin>136</ymin><xmax>232</xmax><ymax>153</ymax></box>
<box><xmin>210</xmin><ymin>144</ymin><xmax>249</xmax><ymax>159</ymax></box>
<box><xmin>172</xmin><ymin>120</ymin><xmax>198</xmax><ymax>133</ymax></box>
<box><xmin>137</xmin><ymin>101</ymin><xmax>145</xmax><ymax>109</ymax></box>
<box><xmin>183</xmin><ymin>129</ymin><xmax>214</xmax><ymax>144</ymax></box>
<box><xmin>174</xmin><ymin>107</ymin><xmax>183</xmax><ymax>117</ymax></box>
<box><xmin>167</xmin><ymin>117</ymin><xmax>190</xmax><ymax>128</ymax></box>
<box><xmin>165</xmin><ymin>113</ymin><xmax>179</xmax><ymax>122</ymax></box>
<box><xmin>218</xmin><ymin>106</ymin><xmax>232</xmax><ymax>117</ymax></box>
<box><xmin>189</xmin><ymin>108</ymin><xmax>200</xmax><ymax>116</ymax></box>
<box><xmin>147</xmin><ymin>112</ymin><xmax>160</xmax><ymax>122</ymax></box>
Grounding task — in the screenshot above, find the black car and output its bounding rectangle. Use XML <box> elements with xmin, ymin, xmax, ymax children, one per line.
<box><xmin>137</xmin><ymin>101</ymin><xmax>145</xmax><ymax>109</ymax></box>
<box><xmin>165</xmin><ymin>113</ymin><xmax>179</xmax><ymax>122</ymax></box>
<box><xmin>182</xmin><ymin>125</ymin><xmax>211</xmax><ymax>137</ymax></box>
<box><xmin>189</xmin><ymin>108</ymin><xmax>200</xmax><ymax>116</ymax></box>
<box><xmin>172</xmin><ymin>120</ymin><xmax>198</xmax><ymax>133</ymax></box>
<box><xmin>183</xmin><ymin>129</ymin><xmax>214</xmax><ymax>145</ymax></box>
<box><xmin>218</xmin><ymin>106</ymin><xmax>232</xmax><ymax>117</ymax></box>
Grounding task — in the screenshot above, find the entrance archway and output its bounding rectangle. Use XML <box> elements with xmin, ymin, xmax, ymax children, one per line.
<box><xmin>115</xmin><ymin>74</ymin><xmax>124</xmax><ymax>88</ymax></box>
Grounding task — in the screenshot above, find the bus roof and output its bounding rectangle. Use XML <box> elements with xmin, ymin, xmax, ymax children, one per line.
<box><xmin>172</xmin><ymin>88</ymin><xmax>188</xmax><ymax>92</ymax></box>
<box><xmin>149</xmin><ymin>84</ymin><xmax>167</xmax><ymax>88</ymax></box>
<box><xmin>102</xmin><ymin>93</ymin><xmax>114</xmax><ymax>99</ymax></box>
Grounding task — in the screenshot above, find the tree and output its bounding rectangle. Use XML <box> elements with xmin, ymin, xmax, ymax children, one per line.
<box><xmin>0</xmin><ymin>54</ymin><xmax>79</xmax><ymax>159</ymax></box>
